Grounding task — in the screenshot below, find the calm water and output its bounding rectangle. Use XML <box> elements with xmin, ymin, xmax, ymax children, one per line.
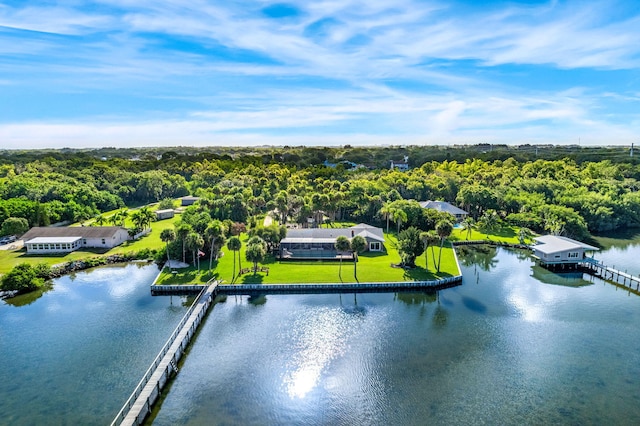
<box><xmin>0</xmin><ymin>263</ymin><xmax>190</xmax><ymax>425</ymax></box>
<box><xmin>151</xmin><ymin>246</ymin><xmax>640</xmax><ymax>425</ymax></box>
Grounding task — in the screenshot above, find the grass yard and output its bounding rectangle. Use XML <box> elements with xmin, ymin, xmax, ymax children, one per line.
<box><xmin>157</xmin><ymin>232</ymin><xmax>460</xmax><ymax>285</ymax></box>
<box><xmin>450</xmin><ymin>225</ymin><xmax>533</xmax><ymax>245</ymax></box>
<box><xmin>0</xmin><ymin>214</ymin><xmax>180</xmax><ymax>275</ymax></box>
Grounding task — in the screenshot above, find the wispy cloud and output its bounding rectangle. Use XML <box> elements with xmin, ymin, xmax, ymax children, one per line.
<box><xmin>1</xmin><ymin>1</ymin><xmax>639</xmax><ymax>148</ymax></box>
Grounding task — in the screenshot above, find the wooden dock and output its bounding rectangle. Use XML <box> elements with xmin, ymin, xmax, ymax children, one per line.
<box><xmin>110</xmin><ymin>282</ymin><xmax>218</xmax><ymax>426</ymax></box>
<box><xmin>581</xmin><ymin>258</ymin><xmax>640</xmax><ymax>291</ymax></box>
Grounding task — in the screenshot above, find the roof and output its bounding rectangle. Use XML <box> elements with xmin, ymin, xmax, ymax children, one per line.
<box><xmin>155</xmin><ymin>209</ymin><xmax>174</xmax><ymax>214</ymax></box>
<box><xmin>533</xmin><ymin>235</ymin><xmax>599</xmax><ymax>254</ymax></box>
<box><xmin>419</xmin><ymin>200</ymin><xmax>468</xmax><ymax>215</ymax></box>
<box><xmin>26</xmin><ymin>237</ymin><xmax>82</xmax><ymax>244</ymax></box>
<box><xmin>282</xmin><ymin>224</ymin><xmax>384</xmax><ymax>244</ymax></box>
<box><xmin>180</xmin><ymin>196</ymin><xmax>200</xmax><ymax>200</ymax></box>
<box><xmin>22</xmin><ymin>226</ymin><xmax>127</xmax><ymax>242</ymax></box>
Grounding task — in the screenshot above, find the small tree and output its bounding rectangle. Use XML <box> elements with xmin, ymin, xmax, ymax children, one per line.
<box><xmin>160</xmin><ymin>228</ymin><xmax>176</xmax><ymax>267</ymax></box>
<box><xmin>245</xmin><ymin>237</ymin><xmax>267</xmax><ymax>275</ymax></box>
<box><xmin>334</xmin><ymin>235</ymin><xmax>351</xmax><ymax>280</ymax></box>
<box><xmin>397</xmin><ymin>227</ymin><xmax>424</xmax><ymax>268</ymax></box>
<box><xmin>460</xmin><ymin>217</ymin><xmax>475</xmax><ymax>240</ymax></box>
<box><xmin>1</xmin><ymin>217</ymin><xmax>29</xmax><ymax>237</ymax></box>
<box><xmin>436</xmin><ymin>220</ymin><xmax>454</xmax><ymax>272</ymax></box>
<box><xmin>350</xmin><ymin>235</ymin><xmax>367</xmax><ymax>279</ymax></box>
<box><xmin>1</xmin><ymin>263</ymin><xmax>44</xmax><ymax>293</ymax></box>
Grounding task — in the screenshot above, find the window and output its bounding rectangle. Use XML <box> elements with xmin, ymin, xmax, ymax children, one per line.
<box><xmin>370</xmin><ymin>242</ymin><xmax>381</xmax><ymax>251</ymax></box>
<box><xmin>101</xmin><ymin>238</ymin><xmax>106</xmax><ymax>244</ymax></box>
<box><xmin>568</xmin><ymin>252</ymin><xmax>580</xmax><ymax>258</ymax></box>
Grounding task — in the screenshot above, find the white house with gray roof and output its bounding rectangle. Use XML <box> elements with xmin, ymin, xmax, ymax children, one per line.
<box><xmin>280</xmin><ymin>223</ymin><xmax>385</xmax><ymax>260</ymax></box>
<box><xmin>532</xmin><ymin>235</ymin><xmax>599</xmax><ymax>266</ymax></box>
<box><xmin>22</xmin><ymin>226</ymin><xmax>130</xmax><ymax>254</ymax></box>
<box><xmin>419</xmin><ymin>200</ymin><xmax>468</xmax><ymax>221</ymax></box>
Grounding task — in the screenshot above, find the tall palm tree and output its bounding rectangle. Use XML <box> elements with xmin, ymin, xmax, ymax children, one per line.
<box><xmin>436</xmin><ymin>220</ymin><xmax>453</xmax><ymax>272</ymax></box>
<box><xmin>185</xmin><ymin>232</ymin><xmax>204</xmax><ymax>271</ymax></box>
<box><xmin>335</xmin><ymin>235</ymin><xmax>351</xmax><ymax>281</ymax></box>
<box><xmin>109</xmin><ymin>212</ymin><xmax>120</xmax><ymax>226</ymax></box>
<box><xmin>227</xmin><ymin>236</ymin><xmax>242</xmax><ymax>282</ymax></box>
<box><xmin>139</xmin><ymin>206</ymin><xmax>155</xmax><ymax>230</ymax></box>
<box><xmin>461</xmin><ymin>217</ymin><xmax>475</xmax><ymax>240</ymax></box>
<box><xmin>205</xmin><ymin>220</ymin><xmax>225</xmax><ymax>270</ymax></box>
<box><xmin>350</xmin><ymin>235</ymin><xmax>367</xmax><ymax>279</ymax></box>
<box><xmin>379</xmin><ymin>202</ymin><xmax>394</xmax><ymax>234</ymax></box>
<box><xmin>130</xmin><ymin>210</ymin><xmax>145</xmax><ymax>232</ymax></box>
<box><xmin>160</xmin><ymin>228</ymin><xmax>176</xmax><ymax>267</ymax></box>
<box><xmin>176</xmin><ymin>223</ymin><xmax>192</xmax><ymax>263</ymax></box>
<box><xmin>118</xmin><ymin>209</ymin><xmax>129</xmax><ymax>226</ymax></box>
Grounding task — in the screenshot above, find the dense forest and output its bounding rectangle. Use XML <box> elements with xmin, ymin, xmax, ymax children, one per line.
<box><xmin>1</xmin><ymin>145</ymin><xmax>640</xmax><ymax>242</ymax></box>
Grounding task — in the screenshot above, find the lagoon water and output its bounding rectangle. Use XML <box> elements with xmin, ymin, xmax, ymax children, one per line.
<box><xmin>2</xmin><ymin>245</ymin><xmax>640</xmax><ymax>425</ymax></box>
<box><xmin>0</xmin><ymin>263</ymin><xmax>189</xmax><ymax>425</ymax></box>
<box><xmin>152</xmin><ymin>246</ymin><xmax>640</xmax><ymax>425</ymax></box>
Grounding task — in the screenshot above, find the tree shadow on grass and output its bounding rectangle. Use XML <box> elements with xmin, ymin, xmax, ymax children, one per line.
<box><xmin>402</xmin><ymin>266</ymin><xmax>453</xmax><ymax>281</ymax></box>
<box><xmin>239</xmin><ymin>273</ymin><xmax>265</xmax><ymax>284</ymax></box>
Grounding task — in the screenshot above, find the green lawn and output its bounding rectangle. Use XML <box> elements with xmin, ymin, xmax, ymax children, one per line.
<box><xmin>157</xmin><ymin>232</ymin><xmax>460</xmax><ymax>285</ymax></box>
<box><xmin>450</xmin><ymin>225</ymin><xmax>533</xmax><ymax>245</ymax></box>
<box><xmin>0</xmin><ymin>214</ymin><xmax>180</xmax><ymax>275</ymax></box>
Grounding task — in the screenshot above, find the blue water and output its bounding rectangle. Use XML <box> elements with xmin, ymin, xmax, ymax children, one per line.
<box><xmin>0</xmin><ymin>263</ymin><xmax>190</xmax><ymax>425</ymax></box>
<box><xmin>151</xmin><ymin>247</ymin><xmax>640</xmax><ymax>425</ymax></box>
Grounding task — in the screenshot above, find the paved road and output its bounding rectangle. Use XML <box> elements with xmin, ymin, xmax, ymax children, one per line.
<box><xmin>0</xmin><ymin>240</ymin><xmax>23</xmax><ymax>250</ymax></box>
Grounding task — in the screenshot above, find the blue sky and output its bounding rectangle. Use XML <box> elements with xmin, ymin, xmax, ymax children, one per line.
<box><xmin>1</xmin><ymin>0</ymin><xmax>640</xmax><ymax>148</ymax></box>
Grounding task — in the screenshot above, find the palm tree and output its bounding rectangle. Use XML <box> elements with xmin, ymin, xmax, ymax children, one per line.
<box><xmin>109</xmin><ymin>212</ymin><xmax>120</xmax><ymax>226</ymax></box>
<box><xmin>176</xmin><ymin>223</ymin><xmax>192</xmax><ymax>263</ymax></box>
<box><xmin>94</xmin><ymin>214</ymin><xmax>105</xmax><ymax>226</ymax></box>
<box><xmin>185</xmin><ymin>232</ymin><xmax>204</xmax><ymax>270</ymax></box>
<box><xmin>118</xmin><ymin>209</ymin><xmax>129</xmax><ymax>226</ymax></box>
<box><xmin>335</xmin><ymin>235</ymin><xmax>351</xmax><ymax>280</ymax></box>
<box><xmin>139</xmin><ymin>206</ymin><xmax>155</xmax><ymax>230</ymax></box>
<box><xmin>436</xmin><ymin>220</ymin><xmax>453</xmax><ymax>272</ymax></box>
<box><xmin>460</xmin><ymin>217</ymin><xmax>475</xmax><ymax>240</ymax></box>
<box><xmin>130</xmin><ymin>210</ymin><xmax>145</xmax><ymax>232</ymax></box>
<box><xmin>227</xmin><ymin>236</ymin><xmax>242</xmax><ymax>281</ymax></box>
<box><xmin>518</xmin><ymin>227</ymin><xmax>533</xmax><ymax>245</ymax></box>
<box><xmin>160</xmin><ymin>228</ymin><xmax>176</xmax><ymax>267</ymax></box>
<box><xmin>205</xmin><ymin>220</ymin><xmax>225</xmax><ymax>270</ymax></box>
<box><xmin>379</xmin><ymin>202</ymin><xmax>394</xmax><ymax>234</ymax></box>
<box><xmin>245</xmin><ymin>237</ymin><xmax>267</xmax><ymax>275</ymax></box>
<box><xmin>392</xmin><ymin>208</ymin><xmax>407</xmax><ymax>234</ymax></box>
<box><xmin>350</xmin><ymin>235</ymin><xmax>367</xmax><ymax>279</ymax></box>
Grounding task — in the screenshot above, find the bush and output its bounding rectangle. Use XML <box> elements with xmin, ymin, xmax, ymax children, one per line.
<box><xmin>1</xmin><ymin>263</ymin><xmax>45</xmax><ymax>293</ymax></box>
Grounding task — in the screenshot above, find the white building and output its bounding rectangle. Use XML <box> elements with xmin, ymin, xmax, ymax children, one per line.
<box><xmin>419</xmin><ymin>200</ymin><xmax>468</xmax><ymax>221</ymax></box>
<box><xmin>22</xmin><ymin>226</ymin><xmax>130</xmax><ymax>254</ymax></box>
<box><xmin>532</xmin><ymin>235</ymin><xmax>599</xmax><ymax>266</ymax></box>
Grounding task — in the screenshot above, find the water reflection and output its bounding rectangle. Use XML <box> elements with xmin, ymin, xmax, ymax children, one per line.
<box><xmin>457</xmin><ymin>244</ymin><xmax>499</xmax><ymax>271</ymax></box>
<box><xmin>4</xmin><ymin>284</ymin><xmax>53</xmax><ymax>307</ymax></box>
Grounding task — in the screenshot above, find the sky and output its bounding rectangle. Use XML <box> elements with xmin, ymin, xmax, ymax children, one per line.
<box><xmin>1</xmin><ymin>0</ymin><xmax>640</xmax><ymax>149</ymax></box>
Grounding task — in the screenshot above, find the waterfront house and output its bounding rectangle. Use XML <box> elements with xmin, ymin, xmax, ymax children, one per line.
<box><xmin>532</xmin><ymin>235</ymin><xmax>599</xmax><ymax>266</ymax></box>
<box><xmin>155</xmin><ymin>209</ymin><xmax>175</xmax><ymax>220</ymax></box>
<box><xmin>419</xmin><ymin>200</ymin><xmax>468</xmax><ymax>221</ymax></box>
<box><xmin>279</xmin><ymin>224</ymin><xmax>385</xmax><ymax>260</ymax></box>
<box><xmin>22</xmin><ymin>226</ymin><xmax>129</xmax><ymax>254</ymax></box>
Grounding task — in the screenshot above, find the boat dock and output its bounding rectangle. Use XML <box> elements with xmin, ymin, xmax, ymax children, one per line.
<box><xmin>111</xmin><ymin>282</ymin><xmax>218</xmax><ymax>426</ymax></box>
<box><xmin>581</xmin><ymin>258</ymin><xmax>640</xmax><ymax>291</ymax></box>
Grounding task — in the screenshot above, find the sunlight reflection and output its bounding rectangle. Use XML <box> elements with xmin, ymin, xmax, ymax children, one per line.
<box><xmin>284</xmin><ymin>307</ymin><xmax>352</xmax><ymax>399</ymax></box>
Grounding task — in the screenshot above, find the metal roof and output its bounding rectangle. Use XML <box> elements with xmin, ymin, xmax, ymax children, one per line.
<box><xmin>22</xmin><ymin>226</ymin><xmax>127</xmax><ymax>242</ymax></box>
<box><xmin>25</xmin><ymin>237</ymin><xmax>82</xmax><ymax>244</ymax></box>
<box><xmin>419</xmin><ymin>200</ymin><xmax>468</xmax><ymax>215</ymax></box>
<box><xmin>282</xmin><ymin>224</ymin><xmax>385</xmax><ymax>244</ymax></box>
<box><xmin>533</xmin><ymin>235</ymin><xmax>599</xmax><ymax>254</ymax></box>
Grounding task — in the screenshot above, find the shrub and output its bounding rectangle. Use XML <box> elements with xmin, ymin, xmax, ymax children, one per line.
<box><xmin>1</xmin><ymin>263</ymin><xmax>45</xmax><ymax>293</ymax></box>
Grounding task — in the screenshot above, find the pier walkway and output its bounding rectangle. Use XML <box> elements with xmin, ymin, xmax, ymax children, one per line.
<box><xmin>581</xmin><ymin>258</ymin><xmax>640</xmax><ymax>291</ymax></box>
<box><xmin>111</xmin><ymin>282</ymin><xmax>218</xmax><ymax>426</ymax></box>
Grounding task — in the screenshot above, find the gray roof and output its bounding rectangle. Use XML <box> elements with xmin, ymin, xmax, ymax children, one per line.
<box><xmin>419</xmin><ymin>200</ymin><xmax>468</xmax><ymax>215</ymax></box>
<box><xmin>533</xmin><ymin>235</ymin><xmax>599</xmax><ymax>254</ymax></box>
<box><xmin>22</xmin><ymin>226</ymin><xmax>127</xmax><ymax>242</ymax></box>
<box><xmin>282</xmin><ymin>224</ymin><xmax>384</xmax><ymax>244</ymax></box>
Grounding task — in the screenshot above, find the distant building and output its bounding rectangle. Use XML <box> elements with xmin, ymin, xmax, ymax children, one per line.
<box><xmin>532</xmin><ymin>235</ymin><xmax>599</xmax><ymax>266</ymax></box>
<box><xmin>419</xmin><ymin>200</ymin><xmax>468</xmax><ymax>221</ymax></box>
<box><xmin>280</xmin><ymin>224</ymin><xmax>385</xmax><ymax>260</ymax></box>
<box><xmin>155</xmin><ymin>209</ymin><xmax>175</xmax><ymax>220</ymax></box>
<box><xmin>22</xmin><ymin>226</ymin><xmax>129</xmax><ymax>254</ymax></box>
<box><xmin>390</xmin><ymin>155</ymin><xmax>410</xmax><ymax>171</ymax></box>
<box><xmin>180</xmin><ymin>196</ymin><xmax>201</xmax><ymax>206</ymax></box>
